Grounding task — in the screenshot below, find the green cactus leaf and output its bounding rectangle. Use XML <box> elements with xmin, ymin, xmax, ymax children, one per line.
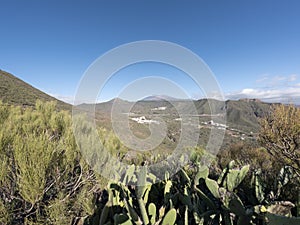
<box><xmin>205</xmin><ymin>178</ymin><xmax>220</xmax><ymax>199</ymax></box>
<box><xmin>121</xmin><ymin>220</ymin><xmax>133</xmax><ymax>225</ymax></box>
<box><xmin>142</xmin><ymin>185</ymin><xmax>151</xmax><ymax>204</ymax></box>
<box><xmin>254</xmin><ymin>171</ymin><xmax>265</xmax><ymax>203</ymax></box>
<box><xmin>164</xmin><ymin>180</ymin><xmax>172</xmax><ymax>196</ymax></box>
<box><xmin>225</xmin><ymin>165</ymin><xmax>250</xmax><ymax>191</ymax></box>
<box><xmin>195</xmin><ymin>166</ymin><xmax>209</xmax><ymax>185</ymax></box>
<box><xmin>148</xmin><ymin>172</ymin><xmax>157</xmax><ymax>183</ymax></box>
<box><xmin>162</xmin><ymin>208</ymin><xmax>177</xmax><ymax>225</ymax></box>
<box><xmin>148</xmin><ymin>203</ymin><xmax>157</xmax><ymax>225</ymax></box>
<box><xmin>218</xmin><ymin>160</ymin><xmax>235</xmax><ymax>185</ymax></box>
<box><xmin>237</xmin><ymin>165</ymin><xmax>250</xmax><ymax>184</ymax></box>
<box><xmin>226</xmin><ymin>170</ymin><xmax>238</xmax><ymax>191</ymax></box>
<box><xmin>184</xmin><ymin>205</ymin><xmax>188</xmax><ymax>225</ymax></box>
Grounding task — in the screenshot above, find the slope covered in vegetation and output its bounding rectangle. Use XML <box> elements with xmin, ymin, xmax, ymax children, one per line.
<box><xmin>0</xmin><ymin>70</ymin><xmax>71</xmax><ymax>110</ymax></box>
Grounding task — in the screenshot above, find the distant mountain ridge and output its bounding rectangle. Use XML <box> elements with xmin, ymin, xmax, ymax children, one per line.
<box><xmin>92</xmin><ymin>97</ymin><xmax>274</xmax><ymax>132</ymax></box>
<box><xmin>141</xmin><ymin>95</ymin><xmax>184</xmax><ymax>101</ymax></box>
<box><xmin>0</xmin><ymin>70</ymin><xmax>71</xmax><ymax>110</ymax></box>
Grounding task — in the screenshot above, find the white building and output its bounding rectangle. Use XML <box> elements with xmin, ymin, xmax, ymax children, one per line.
<box><xmin>131</xmin><ymin>116</ymin><xmax>160</xmax><ymax>124</ymax></box>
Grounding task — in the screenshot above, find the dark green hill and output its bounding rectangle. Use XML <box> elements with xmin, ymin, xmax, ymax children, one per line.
<box><xmin>0</xmin><ymin>70</ymin><xmax>71</xmax><ymax>110</ymax></box>
<box><xmin>225</xmin><ymin>99</ymin><xmax>272</xmax><ymax>131</ymax></box>
<box><xmin>172</xmin><ymin>98</ymin><xmax>273</xmax><ymax>132</ymax></box>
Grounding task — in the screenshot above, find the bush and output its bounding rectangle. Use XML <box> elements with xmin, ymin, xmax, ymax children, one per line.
<box><xmin>0</xmin><ymin>101</ymin><xmax>98</xmax><ymax>224</ymax></box>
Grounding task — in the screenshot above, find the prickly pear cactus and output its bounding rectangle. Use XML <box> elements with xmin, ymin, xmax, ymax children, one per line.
<box><xmin>161</xmin><ymin>208</ymin><xmax>177</xmax><ymax>225</ymax></box>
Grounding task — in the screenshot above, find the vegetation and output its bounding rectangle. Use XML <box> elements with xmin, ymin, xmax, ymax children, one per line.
<box><xmin>259</xmin><ymin>104</ymin><xmax>300</xmax><ymax>176</ymax></box>
<box><xmin>259</xmin><ymin>104</ymin><xmax>300</xmax><ymax>216</ymax></box>
<box><xmin>0</xmin><ymin>70</ymin><xmax>71</xmax><ymax>110</ymax></box>
<box><xmin>0</xmin><ymin>100</ymin><xmax>299</xmax><ymax>224</ymax></box>
<box><xmin>0</xmin><ymin>100</ymin><xmax>97</xmax><ymax>224</ymax></box>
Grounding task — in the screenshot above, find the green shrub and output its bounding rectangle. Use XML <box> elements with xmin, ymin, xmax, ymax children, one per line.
<box><xmin>0</xmin><ymin>101</ymin><xmax>98</xmax><ymax>224</ymax></box>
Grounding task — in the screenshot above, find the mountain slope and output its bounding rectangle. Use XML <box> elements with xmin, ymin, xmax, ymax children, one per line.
<box><xmin>93</xmin><ymin>97</ymin><xmax>274</xmax><ymax>132</ymax></box>
<box><xmin>182</xmin><ymin>98</ymin><xmax>272</xmax><ymax>131</ymax></box>
<box><xmin>0</xmin><ymin>70</ymin><xmax>71</xmax><ymax>110</ymax></box>
<box><xmin>225</xmin><ymin>99</ymin><xmax>272</xmax><ymax>131</ymax></box>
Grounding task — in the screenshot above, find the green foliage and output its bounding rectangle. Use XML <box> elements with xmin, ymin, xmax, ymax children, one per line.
<box><xmin>88</xmin><ymin>144</ymin><xmax>299</xmax><ymax>225</ymax></box>
<box><xmin>0</xmin><ymin>199</ymin><xmax>10</xmax><ymax>224</ymax></box>
<box><xmin>47</xmin><ymin>193</ymin><xmax>72</xmax><ymax>225</ymax></box>
<box><xmin>218</xmin><ymin>161</ymin><xmax>250</xmax><ymax>192</ymax></box>
<box><xmin>259</xmin><ymin>104</ymin><xmax>300</xmax><ymax>216</ymax></box>
<box><xmin>259</xmin><ymin>104</ymin><xmax>300</xmax><ymax>174</ymax></box>
<box><xmin>0</xmin><ymin>150</ymin><xmax>8</xmax><ymax>184</ymax></box>
<box><xmin>148</xmin><ymin>203</ymin><xmax>156</xmax><ymax>225</ymax></box>
<box><xmin>97</xmin><ymin>166</ymin><xmax>183</xmax><ymax>225</ymax></box>
<box><xmin>96</xmin><ymin>161</ymin><xmax>265</xmax><ymax>225</ymax></box>
<box><xmin>217</xmin><ymin>140</ymin><xmax>299</xmax><ymax>216</ymax></box>
<box><xmin>217</xmin><ymin>142</ymin><xmax>280</xmax><ymax>182</ymax></box>
<box><xmin>0</xmin><ymin>101</ymin><xmax>98</xmax><ymax>224</ymax></box>
<box><xmin>75</xmin><ymin>185</ymin><xmax>97</xmax><ymax>216</ymax></box>
<box><xmin>161</xmin><ymin>208</ymin><xmax>176</xmax><ymax>225</ymax></box>
<box><xmin>14</xmin><ymin>133</ymin><xmax>53</xmax><ymax>204</ymax></box>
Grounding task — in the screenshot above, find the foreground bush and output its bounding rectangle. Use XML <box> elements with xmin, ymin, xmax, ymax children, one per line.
<box><xmin>0</xmin><ymin>101</ymin><xmax>99</xmax><ymax>224</ymax></box>
<box><xmin>259</xmin><ymin>104</ymin><xmax>300</xmax><ymax>216</ymax></box>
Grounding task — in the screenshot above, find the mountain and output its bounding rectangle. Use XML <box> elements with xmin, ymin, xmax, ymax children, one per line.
<box><xmin>141</xmin><ymin>95</ymin><xmax>184</xmax><ymax>101</ymax></box>
<box><xmin>92</xmin><ymin>97</ymin><xmax>274</xmax><ymax>133</ymax></box>
<box><xmin>224</xmin><ymin>99</ymin><xmax>272</xmax><ymax>131</ymax></box>
<box><xmin>178</xmin><ymin>98</ymin><xmax>272</xmax><ymax>131</ymax></box>
<box><xmin>0</xmin><ymin>70</ymin><xmax>71</xmax><ymax>110</ymax></box>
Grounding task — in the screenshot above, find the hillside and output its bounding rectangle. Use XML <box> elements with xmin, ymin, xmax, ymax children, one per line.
<box><xmin>93</xmin><ymin>97</ymin><xmax>273</xmax><ymax>132</ymax></box>
<box><xmin>0</xmin><ymin>70</ymin><xmax>71</xmax><ymax>110</ymax></box>
<box><xmin>225</xmin><ymin>99</ymin><xmax>272</xmax><ymax>131</ymax></box>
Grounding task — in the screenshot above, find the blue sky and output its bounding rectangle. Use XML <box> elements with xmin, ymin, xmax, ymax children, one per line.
<box><xmin>1</xmin><ymin>0</ymin><xmax>300</xmax><ymax>104</ymax></box>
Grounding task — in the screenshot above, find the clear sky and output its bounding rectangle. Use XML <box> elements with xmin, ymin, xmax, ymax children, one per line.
<box><xmin>1</xmin><ymin>0</ymin><xmax>300</xmax><ymax>104</ymax></box>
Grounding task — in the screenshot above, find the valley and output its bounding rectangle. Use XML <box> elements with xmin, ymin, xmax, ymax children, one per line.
<box><xmin>90</xmin><ymin>97</ymin><xmax>271</xmax><ymax>153</ymax></box>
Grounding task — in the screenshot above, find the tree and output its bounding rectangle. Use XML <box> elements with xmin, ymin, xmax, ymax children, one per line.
<box><xmin>259</xmin><ymin>104</ymin><xmax>300</xmax><ymax>216</ymax></box>
<box><xmin>259</xmin><ymin>104</ymin><xmax>300</xmax><ymax>176</ymax></box>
